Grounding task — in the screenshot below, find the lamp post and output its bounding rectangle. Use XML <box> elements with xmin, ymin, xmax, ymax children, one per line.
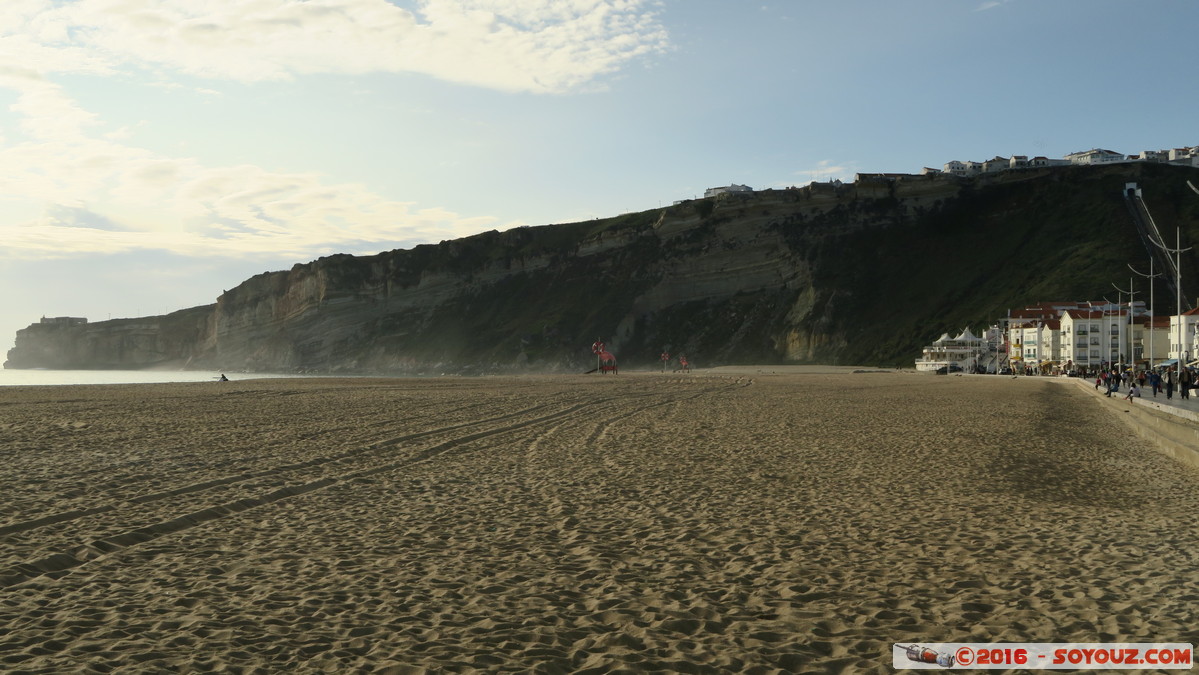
<box><xmin>1150</xmin><ymin>228</ymin><xmax>1191</xmax><ymax>366</ymax></box>
<box><xmin>1112</xmin><ymin>279</ymin><xmax>1136</xmax><ymax>371</ymax></box>
<box><xmin>1130</xmin><ymin>260</ymin><xmax>1162</xmax><ymax>370</ymax></box>
<box><xmin>1104</xmin><ymin>295</ymin><xmax>1121</xmax><ymax>371</ymax></box>
<box><xmin>1142</xmin><ymin>187</ymin><xmax>1190</xmax><ymax>369</ymax></box>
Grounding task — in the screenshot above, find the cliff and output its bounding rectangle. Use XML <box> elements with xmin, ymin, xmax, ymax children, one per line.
<box><xmin>8</xmin><ymin>163</ymin><xmax>1199</xmax><ymax>373</ymax></box>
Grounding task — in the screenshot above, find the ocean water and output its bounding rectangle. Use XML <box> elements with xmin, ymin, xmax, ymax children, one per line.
<box><xmin>0</xmin><ymin>369</ymin><xmax>301</xmax><ymax>387</ymax></box>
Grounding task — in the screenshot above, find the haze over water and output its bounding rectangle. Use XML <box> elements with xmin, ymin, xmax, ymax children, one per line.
<box><xmin>0</xmin><ymin>370</ymin><xmax>301</xmax><ymax>387</ymax></box>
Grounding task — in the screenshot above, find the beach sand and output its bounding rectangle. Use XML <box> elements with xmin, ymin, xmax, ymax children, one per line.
<box><xmin>1</xmin><ymin>372</ymin><xmax>1197</xmax><ymax>673</ymax></box>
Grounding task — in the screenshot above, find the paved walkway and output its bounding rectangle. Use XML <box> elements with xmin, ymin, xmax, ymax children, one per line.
<box><xmin>1083</xmin><ymin>377</ymin><xmax>1199</xmax><ymax>422</ymax></box>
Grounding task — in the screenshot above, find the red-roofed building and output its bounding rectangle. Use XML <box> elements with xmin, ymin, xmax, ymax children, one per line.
<box><xmin>1013</xmin><ymin>318</ymin><xmax>1061</xmax><ymax>373</ymax></box>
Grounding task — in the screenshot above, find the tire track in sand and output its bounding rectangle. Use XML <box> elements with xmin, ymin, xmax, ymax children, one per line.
<box><xmin>0</xmin><ymin>395</ymin><xmax>614</xmax><ymax>588</ymax></box>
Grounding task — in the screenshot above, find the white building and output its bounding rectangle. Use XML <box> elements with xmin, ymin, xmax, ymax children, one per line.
<box><xmin>704</xmin><ymin>184</ymin><xmax>753</xmax><ymax>198</ymax></box>
<box><xmin>1001</xmin><ymin>301</ymin><xmax>1151</xmax><ymax>373</ymax></box>
<box><xmin>1030</xmin><ymin>156</ymin><xmax>1071</xmax><ymax>168</ymax></box>
<box><xmin>942</xmin><ymin>160</ymin><xmax>983</xmax><ymax>177</ymax></box>
<box><xmin>1065</xmin><ymin>148</ymin><xmax>1128</xmax><ymax>165</ymax></box>
<box><xmin>1168</xmin><ymin>147</ymin><xmax>1198</xmax><ymax>162</ymax></box>
<box><xmin>1167</xmin><ymin>307</ymin><xmax>1199</xmax><ymax>367</ymax></box>
<box><xmin>1133</xmin><ymin>315</ymin><xmax>1172</xmax><ymax>368</ymax></box>
<box><xmin>1027</xmin><ymin>320</ymin><xmax>1061</xmax><ymax>369</ymax></box>
<box><xmin>1059</xmin><ymin>309</ymin><xmax>1122</xmax><ymax>370</ymax></box>
<box><xmin>915</xmin><ymin>327</ymin><xmax>991</xmax><ymax>373</ymax></box>
<box><xmin>982</xmin><ymin>156</ymin><xmax>1010</xmax><ymax>173</ymax></box>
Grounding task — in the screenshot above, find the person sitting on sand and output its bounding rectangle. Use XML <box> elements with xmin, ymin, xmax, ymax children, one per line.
<box><xmin>219</xmin><ymin>374</ymin><xmax>229</xmax><ymax>381</ymax></box>
<box><xmin>1124</xmin><ymin>383</ymin><xmax>1140</xmax><ymax>401</ymax></box>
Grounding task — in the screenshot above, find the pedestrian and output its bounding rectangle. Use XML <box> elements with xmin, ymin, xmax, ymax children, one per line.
<box><xmin>1182</xmin><ymin>368</ymin><xmax>1193</xmax><ymax>400</ymax></box>
<box><xmin>1150</xmin><ymin>370</ymin><xmax>1161</xmax><ymax>397</ymax></box>
<box><xmin>1165</xmin><ymin>368</ymin><xmax>1175</xmax><ymax>400</ymax></box>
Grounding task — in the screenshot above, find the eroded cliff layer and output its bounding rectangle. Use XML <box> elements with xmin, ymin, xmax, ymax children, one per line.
<box><xmin>8</xmin><ymin>163</ymin><xmax>1199</xmax><ymax>372</ymax></box>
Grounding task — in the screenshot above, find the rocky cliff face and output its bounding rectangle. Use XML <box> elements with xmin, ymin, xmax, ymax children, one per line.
<box><xmin>5</xmin><ymin>307</ymin><xmax>215</xmax><ymax>370</ymax></box>
<box><xmin>8</xmin><ymin>163</ymin><xmax>1199</xmax><ymax>372</ymax></box>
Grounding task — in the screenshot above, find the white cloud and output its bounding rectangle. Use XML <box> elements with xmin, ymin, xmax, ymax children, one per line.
<box><xmin>0</xmin><ymin>128</ymin><xmax>518</xmax><ymax>260</ymax></box>
<box><xmin>0</xmin><ymin>76</ymin><xmax>519</xmax><ymax>262</ymax></box>
<box><xmin>0</xmin><ymin>0</ymin><xmax>661</xmax><ymax>264</ymax></box>
<box><xmin>7</xmin><ymin>0</ymin><xmax>669</xmax><ymax>94</ymax></box>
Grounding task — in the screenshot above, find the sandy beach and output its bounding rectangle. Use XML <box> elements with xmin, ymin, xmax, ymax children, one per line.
<box><xmin>1</xmin><ymin>371</ymin><xmax>1197</xmax><ymax>673</ymax></box>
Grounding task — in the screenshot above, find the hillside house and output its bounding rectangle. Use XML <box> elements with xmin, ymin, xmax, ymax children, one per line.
<box><xmin>703</xmin><ymin>184</ymin><xmax>753</xmax><ymax>198</ymax></box>
<box><xmin>1065</xmin><ymin>148</ymin><xmax>1128</xmax><ymax>165</ymax></box>
<box><xmin>982</xmin><ymin>156</ymin><xmax>1010</xmax><ymax>173</ymax></box>
<box><xmin>40</xmin><ymin>316</ymin><xmax>88</xmax><ymax>327</ymax></box>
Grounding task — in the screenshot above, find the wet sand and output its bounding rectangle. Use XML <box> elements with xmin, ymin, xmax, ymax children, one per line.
<box><xmin>1</xmin><ymin>372</ymin><xmax>1197</xmax><ymax>673</ymax></box>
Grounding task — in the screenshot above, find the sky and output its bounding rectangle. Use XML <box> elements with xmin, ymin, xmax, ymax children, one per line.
<box><xmin>3</xmin><ymin>0</ymin><xmax>1198</xmax><ymax>355</ymax></box>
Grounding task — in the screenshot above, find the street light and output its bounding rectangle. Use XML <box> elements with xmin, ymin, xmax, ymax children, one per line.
<box><xmin>1103</xmin><ymin>295</ymin><xmax>1122</xmax><ymax>370</ymax></box>
<box><xmin>1112</xmin><ymin>279</ymin><xmax>1136</xmax><ymax>370</ymax></box>
<box><xmin>1130</xmin><ymin>260</ymin><xmax>1162</xmax><ymax>369</ymax></box>
<box><xmin>1149</xmin><ymin>228</ymin><xmax>1191</xmax><ymax>366</ymax></box>
<box><xmin>1142</xmin><ymin>191</ymin><xmax>1191</xmax><ymax>368</ymax></box>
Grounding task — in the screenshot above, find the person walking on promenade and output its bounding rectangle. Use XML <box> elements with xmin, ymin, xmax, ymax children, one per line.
<box><xmin>1149</xmin><ymin>370</ymin><xmax>1162</xmax><ymax>397</ymax></box>
<box><xmin>1165</xmin><ymin>367</ymin><xmax>1176</xmax><ymax>400</ymax></box>
<box><xmin>1182</xmin><ymin>368</ymin><xmax>1193</xmax><ymax>400</ymax></box>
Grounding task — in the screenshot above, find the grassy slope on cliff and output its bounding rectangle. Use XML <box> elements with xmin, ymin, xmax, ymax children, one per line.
<box><xmin>803</xmin><ymin>163</ymin><xmax>1199</xmax><ymax>366</ymax></box>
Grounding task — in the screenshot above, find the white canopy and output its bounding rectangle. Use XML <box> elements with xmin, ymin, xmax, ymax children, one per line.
<box><xmin>955</xmin><ymin>327</ymin><xmax>979</xmax><ymax>342</ymax></box>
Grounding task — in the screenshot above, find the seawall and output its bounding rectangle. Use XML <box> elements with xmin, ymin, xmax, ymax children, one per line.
<box><xmin>1063</xmin><ymin>377</ymin><xmax>1199</xmax><ymax>471</ymax></box>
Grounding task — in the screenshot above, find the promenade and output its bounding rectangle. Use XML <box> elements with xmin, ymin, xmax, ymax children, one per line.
<box><xmin>1058</xmin><ymin>373</ymin><xmax>1199</xmax><ymax>471</ymax></box>
<box><xmin>1092</xmin><ymin>376</ymin><xmax>1199</xmax><ymax>422</ymax></box>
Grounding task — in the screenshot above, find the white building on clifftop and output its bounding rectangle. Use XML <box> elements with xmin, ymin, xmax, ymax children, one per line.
<box><xmin>703</xmin><ymin>184</ymin><xmax>753</xmax><ymax>198</ymax></box>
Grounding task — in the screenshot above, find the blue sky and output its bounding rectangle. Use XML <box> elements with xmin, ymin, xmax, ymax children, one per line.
<box><xmin>2</xmin><ymin>0</ymin><xmax>1197</xmax><ymax>354</ymax></box>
